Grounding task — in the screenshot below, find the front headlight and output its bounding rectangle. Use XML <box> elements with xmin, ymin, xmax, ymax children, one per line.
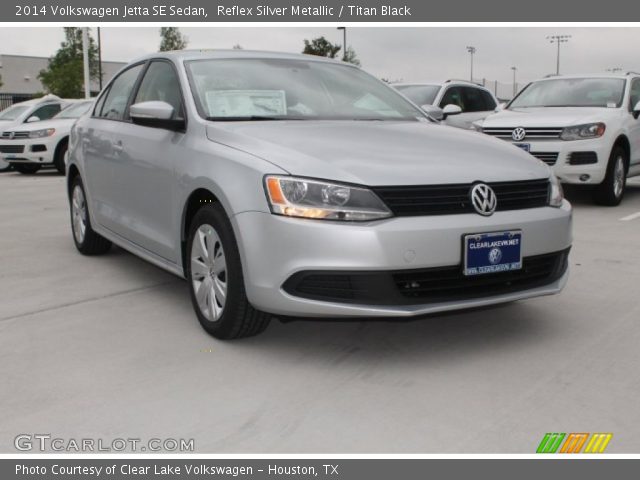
<box><xmin>549</xmin><ymin>174</ymin><xmax>564</xmax><ymax>207</ymax></box>
<box><xmin>264</xmin><ymin>175</ymin><xmax>392</xmax><ymax>221</ymax></box>
<box><xmin>560</xmin><ymin>122</ymin><xmax>605</xmax><ymax>141</ymax></box>
<box><xmin>28</xmin><ymin>128</ymin><xmax>55</xmax><ymax>139</ymax></box>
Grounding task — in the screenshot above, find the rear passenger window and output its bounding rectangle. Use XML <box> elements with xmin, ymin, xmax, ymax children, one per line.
<box><xmin>30</xmin><ymin>103</ymin><xmax>61</xmax><ymax>121</ymax></box>
<box><xmin>133</xmin><ymin>61</ymin><xmax>184</xmax><ymax>119</ymax></box>
<box><xmin>98</xmin><ymin>64</ymin><xmax>144</xmax><ymax>121</ymax></box>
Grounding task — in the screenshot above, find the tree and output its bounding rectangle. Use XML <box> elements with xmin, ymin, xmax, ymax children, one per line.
<box><xmin>38</xmin><ymin>28</ymin><xmax>100</xmax><ymax>98</ymax></box>
<box><xmin>302</xmin><ymin>36</ymin><xmax>341</xmax><ymax>59</ymax></box>
<box><xmin>159</xmin><ymin>27</ymin><xmax>188</xmax><ymax>52</ymax></box>
<box><xmin>343</xmin><ymin>46</ymin><xmax>361</xmax><ymax>66</ymax></box>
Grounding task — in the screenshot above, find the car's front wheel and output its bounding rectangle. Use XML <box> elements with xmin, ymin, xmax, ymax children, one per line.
<box><xmin>594</xmin><ymin>145</ymin><xmax>627</xmax><ymax>206</ymax></box>
<box><xmin>13</xmin><ymin>164</ymin><xmax>41</xmax><ymax>175</ymax></box>
<box><xmin>186</xmin><ymin>203</ymin><xmax>271</xmax><ymax>339</ymax></box>
<box><xmin>0</xmin><ymin>158</ymin><xmax>12</xmax><ymax>173</ymax></box>
<box><xmin>54</xmin><ymin>140</ymin><xmax>68</xmax><ymax>175</ymax></box>
<box><xmin>70</xmin><ymin>176</ymin><xmax>112</xmax><ymax>255</ymax></box>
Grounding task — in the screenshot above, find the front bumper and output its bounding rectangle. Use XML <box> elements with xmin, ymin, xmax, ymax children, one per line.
<box><xmin>504</xmin><ymin>138</ymin><xmax>610</xmax><ymax>185</ymax></box>
<box><xmin>232</xmin><ymin>201</ymin><xmax>572</xmax><ymax>317</ymax></box>
<box><xmin>0</xmin><ymin>142</ymin><xmax>54</xmax><ymax>165</ymax></box>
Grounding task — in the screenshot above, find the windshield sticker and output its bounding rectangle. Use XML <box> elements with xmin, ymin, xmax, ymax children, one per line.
<box><xmin>607</xmin><ymin>102</ymin><xmax>617</xmax><ymax>108</ymax></box>
<box><xmin>205</xmin><ymin>90</ymin><xmax>287</xmax><ymax>117</ymax></box>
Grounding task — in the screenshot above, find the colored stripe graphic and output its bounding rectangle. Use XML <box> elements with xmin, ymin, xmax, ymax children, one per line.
<box><xmin>560</xmin><ymin>433</ymin><xmax>589</xmax><ymax>453</ymax></box>
<box><xmin>584</xmin><ymin>433</ymin><xmax>613</xmax><ymax>453</ymax></box>
<box><xmin>537</xmin><ymin>433</ymin><xmax>565</xmax><ymax>453</ymax></box>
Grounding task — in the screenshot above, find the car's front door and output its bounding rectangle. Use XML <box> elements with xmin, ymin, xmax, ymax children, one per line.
<box><xmin>83</xmin><ymin>63</ymin><xmax>145</xmax><ymax>237</ymax></box>
<box><xmin>628</xmin><ymin>78</ymin><xmax>640</xmax><ymax>170</ymax></box>
<box><xmin>106</xmin><ymin>59</ymin><xmax>186</xmax><ymax>263</ymax></box>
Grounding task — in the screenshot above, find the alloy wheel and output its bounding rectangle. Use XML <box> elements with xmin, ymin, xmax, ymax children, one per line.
<box><xmin>191</xmin><ymin>224</ymin><xmax>228</xmax><ymax>322</ymax></box>
<box><xmin>71</xmin><ymin>186</ymin><xmax>87</xmax><ymax>244</ymax></box>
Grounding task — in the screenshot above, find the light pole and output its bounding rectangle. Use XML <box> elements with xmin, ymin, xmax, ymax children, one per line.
<box><xmin>337</xmin><ymin>26</ymin><xmax>346</xmax><ymax>61</ymax></box>
<box><xmin>547</xmin><ymin>35</ymin><xmax>571</xmax><ymax>75</ymax></box>
<box><xmin>82</xmin><ymin>27</ymin><xmax>90</xmax><ymax>99</ymax></box>
<box><xmin>466</xmin><ymin>46</ymin><xmax>476</xmax><ymax>82</ymax></box>
<box><xmin>511</xmin><ymin>66</ymin><xmax>517</xmax><ymax>98</ymax></box>
<box><xmin>97</xmin><ymin>27</ymin><xmax>103</xmax><ymax>91</ymax></box>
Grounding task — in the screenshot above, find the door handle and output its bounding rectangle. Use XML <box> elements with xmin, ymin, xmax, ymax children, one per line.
<box><xmin>112</xmin><ymin>141</ymin><xmax>124</xmax><ymax>153</ymax></box>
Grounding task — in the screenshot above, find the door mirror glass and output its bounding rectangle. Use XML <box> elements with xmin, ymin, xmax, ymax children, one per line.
<box><xmin>130</xmin><ymin>101</ymin><xmax>184</xmax><ymax>131</ymax></box>
<box><xmin>442</xmin><ymin>104</ymin><xmax>463</xmax><ymax>119</ymax></box>
<box><xmin>26</xmin><ymin>116</ymin><xmax>40</xmax><ymax>123</ymax></box>
<box><xmin>421</xmin><ymin>105</ymin><xmax>444</xmax><ymax>121</ymax></box>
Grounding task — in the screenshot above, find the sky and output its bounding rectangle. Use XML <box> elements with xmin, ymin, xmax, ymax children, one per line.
<box><xmin>0</xmin><ymin>26</ymin><xmax>638</xmax><ymax>90</ymax></box>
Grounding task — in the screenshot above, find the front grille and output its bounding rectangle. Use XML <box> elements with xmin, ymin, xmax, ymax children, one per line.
<box><xmin>282</xmin><ymin>249</ymin><xmax>569</xmax><ymax>306</ymax></box>
<box><xmin>372</xmin><ymin>179</ymin><xmax>550</xmax><ymax>216</ymax></box>
<box><xmin>568</xmin><ymin>151</ymin><xmax>598</xmax><ymax>165</ymax></box>
<box><xmin>531</xmin><ymin>152</ymin><xmax>559</xmax><ymax>166</ymax></box>
<box><xmin>1</xmin><ymin>131</ymin><xmax>30</xmax><ymax>139</ymax></box>
<box><xmin>482</xmin><ymin>127</ymin><xmax>563</xmax><ymax>139</ymax></box>
<box><xmin>0</xmin><ymin>145</ymin><xmax>24</xmax><ymax>154</ymax></box>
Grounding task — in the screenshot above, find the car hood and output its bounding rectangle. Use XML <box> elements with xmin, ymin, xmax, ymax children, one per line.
<box><xmin>206</xmin><ymin>120</ymin><xmax>549</xmax><ymax>186</ymax></box>
<box><xmin>482</xmin><ymin>107</ymin><xmax>618</xmax><ymax>128</ymax></box>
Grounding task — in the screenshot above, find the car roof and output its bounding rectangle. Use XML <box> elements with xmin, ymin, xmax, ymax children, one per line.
<box><xmin>129</xmin><ymin>49</ymin><xmax>351</xmax><ymax>66</ymax></box>
<box><xmin>534</xmin><ymin>73</ymin><xmax>638</xmax><ymax>81</ymax></box>
<box><xmin>394</xmin><ymin>80</ymin><xmax>491</xmax><ymax>90</ymax></box>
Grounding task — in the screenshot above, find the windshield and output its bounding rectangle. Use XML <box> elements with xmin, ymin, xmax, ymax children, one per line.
<box><xmin>509</xmin><ymin>78</ymin><xmax>626</xmax><ymax>108</ymax></box>
<box><xmin>0</xmin><ymin>105</ymin><xmax>29</xmax><ymax>121</ymax></box>
<box><xmin>394</xmin><ymin>84</ymin><xmax>440</xmax><ymax>106</ymax></box>
<box><xmin>186</xmin><ymin>58</ymin><xmax>425</xmax><ymax>121</ymax></box>
<box><xmin>55</xmin><ymin>101</ymin><xmax>93</xmax><ymax>119</ymax></box>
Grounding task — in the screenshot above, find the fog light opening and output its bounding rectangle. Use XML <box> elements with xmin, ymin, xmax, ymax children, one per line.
<box><xmin>579</xmin><ymin>174</ymin><xmax>591</xmax><ymax>182</ymax></box>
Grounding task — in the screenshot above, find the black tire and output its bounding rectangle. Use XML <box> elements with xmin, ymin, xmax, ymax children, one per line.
<box><xmin>54</xmin><ymin>140</ymin><xmax>68</xmax><ymax>175</ymax></box>
<box><xmin>186</xmin><ymin>203</ymin><xmax>271</xmax><ymax>339</ymax></box>
<box><xmin>13</xmin><ymin>164</ymin><xmax>41</xmax><ymax>175</ymax></box>
<box><xmin>70</xmin><ymin>176</ymin><xmax>112</xmax><ymax>255</ymax></box>
<box><xmin>594</xmin><ymin>145</ymin><xmax>628</xmax><ymax>206</ymax></box>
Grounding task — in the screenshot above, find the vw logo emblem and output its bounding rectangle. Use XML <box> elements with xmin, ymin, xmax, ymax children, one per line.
<box><xmin>488</xmin><ymin>247</ymin><xmax>503</xmax><ymax>265</ymax></box>
<box><xmin>512</xmin><ymin>127</ymin><xmax>526</xmax><ymax>141</ymax></box>
<box><xmin>9</xmin><ymin>131</ymin><xmax>15</xmax><ymax>139</ymax></box>
<box><xmin>470</xmin><ymin>183</ymin><xmax>497</xmax><ymax>216</ymax></box>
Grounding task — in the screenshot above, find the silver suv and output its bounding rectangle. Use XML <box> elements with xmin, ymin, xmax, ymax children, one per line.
<box><xmin>67</xmin><ymin>50</ymin><xmax>572</xmax><ymax>339</ymax></box>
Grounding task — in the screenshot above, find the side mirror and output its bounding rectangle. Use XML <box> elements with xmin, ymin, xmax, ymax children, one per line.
<box><xmin>26</xmin><ymin>116</ymin><xmax>40</xmax><ymax>123</ymax></box>
<box><xmin>130</xmin><ymin>101</ymin><xmax>185</xmax><ymax>131</ymax></box>
<box><xmin>421</xmin><ymin>105</ymin><xmax>444</xmax><ymax>122</ymax></box>
<box><xmin>442</xmin><ymin>104</ymin><xmax>462</xmax><ymax>119</ymax></box>
<box><xmin>633</xmin><ymin>100</ymin><xmax>640</xmax><ymax>120</ymax></box>
<box><xmin>495</xmin><ymin>102</ymin><xmax>507</xmax><ymax>112</ymax></box>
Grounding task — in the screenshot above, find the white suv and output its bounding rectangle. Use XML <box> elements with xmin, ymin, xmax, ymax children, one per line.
<box><xmin>478</xmin><ymin>74</ymin><xmax>640</xmax><ymax>205</ymax></box>
<box><xmin>0</xmin><ymin>94</ymin><xmax>72</xmax><ymax>173</ymax></box>
<box><xmin>393</xmin><ymin>80</ymin><xmax>500</xmax><ymax>129</ymax></box>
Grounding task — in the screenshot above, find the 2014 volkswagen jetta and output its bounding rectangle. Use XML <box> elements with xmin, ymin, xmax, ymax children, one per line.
<box><xmin>67</xmin><ymin>50</ymin><xmax>572</xmax><ymax>339</ymax></box>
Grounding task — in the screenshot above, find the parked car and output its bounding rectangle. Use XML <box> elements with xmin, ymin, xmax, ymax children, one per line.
<box><xmin>0</xmin><ymin>94</ymin><xmax>74</xmax><ymax>173</ymax></box>
<box><xmin>477</xmin><ymin>73</ymin><xmax>640</xmax><ymax>205</ymax></box>
<box><xmin>393</xmin><ymin>80</ymin><xmax>500</xmax><ymax>129</ymax></box>
<box><xmin>2</xmin><ymin>100</ymin><xmax>93</xmax><ymax>175</ymax></box>
<box><xmin>67</xmin><ymin>50</ymin><xmax>572</xmax><ymax>339</ymax></box>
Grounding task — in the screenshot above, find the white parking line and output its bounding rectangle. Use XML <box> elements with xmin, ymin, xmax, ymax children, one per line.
<box><xmin>620</xmin><ymin>212</ymin><xmax>640</xmax><ymax>221</ymax></box>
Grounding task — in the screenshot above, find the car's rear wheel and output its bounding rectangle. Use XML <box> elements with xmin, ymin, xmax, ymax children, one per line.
<box><xmin>594</xmin><ymin>145</ymin><xmax>627</xmax><ymax>206</ymax></box>
<box><xmin>13</xmin><ymin>164</ymin><xmax>41</xmax><ymax>175</ymax></box>
<box><xmin>70</xmin><ymin>176</ymin><xmax>112</xmax><ymax>255</ymax></box>
<box><xmin>186</xmin><ymin>203</ymin><xmax>270</xmax><ymax>339</ymax></box>
<box><xmin>54</xmin><ymin>140</ymin><xmax>68</xmax><ymax>175</ymax></box>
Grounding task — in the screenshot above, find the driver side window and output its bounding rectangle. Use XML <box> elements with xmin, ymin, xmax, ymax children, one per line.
<box><xmin>630</xmin><ymin>79</ymin><xmax>640</xmax><ymax>111</ymax></box>
<box><xmin>29</xmin><ymin>103</ymin><xmax>61</xmax><ymax>121</ymax></box>
<box><xmin>133</xmin><ymin>61</ymin><xmax>184</xmax><ymax>120</ymax></box>
<box><xmin>440</xmin><ymin>87</ymin><xmax>465</xmax><ymax>111</ymax></box>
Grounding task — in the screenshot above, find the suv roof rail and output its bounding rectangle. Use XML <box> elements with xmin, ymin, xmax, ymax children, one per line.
<box><xmin>626</xmin><ymin>71</ymin><xmax>640</xmax><ymax>76</ymax></box>
<box><xmin>543</xmin><ymin>74</ymin><xmax>560</xmax><ymax>78</ymax></box>
<box><xmin>445</xmin><ymin>78</ymin><xmax>484</xmax><ymax>86</ymax></box>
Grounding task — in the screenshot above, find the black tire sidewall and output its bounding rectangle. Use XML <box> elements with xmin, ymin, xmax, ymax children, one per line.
<box><xmin>596</xmin><ymin>145</ymin><xmax>627</xmax><ymax>205</ymax></box>
<box><xmin>186</xmin><ymin>204</ymin><xmax>246</xmax><ymax>338</ymax></box>
<box><xmin>54</xmin><ymin>142</ymin><xmax>68</xmax><ymax>175</ymax></box>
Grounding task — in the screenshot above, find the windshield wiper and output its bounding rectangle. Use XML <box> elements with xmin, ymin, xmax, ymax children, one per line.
<box><xmin>206</xmin><ymin>116</ymin><xmax>305</xmax><ymax>121</ymax></box>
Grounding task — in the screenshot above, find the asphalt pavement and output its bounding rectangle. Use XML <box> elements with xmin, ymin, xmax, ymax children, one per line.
<box><xmin>1</xmin><ymin>170</ymin><xmax>639</xmax><ymax>453</ymax></box>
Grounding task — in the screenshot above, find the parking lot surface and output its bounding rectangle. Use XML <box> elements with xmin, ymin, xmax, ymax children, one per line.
<box><xmin>1</xmin><ymin>171</ymin><xmax>639</xmax><ymax>453</ymax></box>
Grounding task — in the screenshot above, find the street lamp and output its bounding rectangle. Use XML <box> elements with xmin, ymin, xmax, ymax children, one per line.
<box><xmin>466</xmin><ymin>46</ymin><xmax>476</xmax><ymax>82</ymax></box>
<box><xmin>547</xmin><ymin>35</ymin><xmax>571</xmax><ymax>75</ymax></box>
<box><xmin>337</xmin><ymin>26</ymin><xmax>346</xmax><ymax>61</ymax></box>
<box><xmin>511</xmin><ymin>66</ymin><xmax>517</xmax><ymax>98</ymax></box>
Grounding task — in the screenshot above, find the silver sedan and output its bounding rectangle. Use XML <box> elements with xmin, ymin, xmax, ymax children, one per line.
<box><xmin>67</xmin><ymin>50</ymin><xmax>572</xmax><ymax>339</ymax></box>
